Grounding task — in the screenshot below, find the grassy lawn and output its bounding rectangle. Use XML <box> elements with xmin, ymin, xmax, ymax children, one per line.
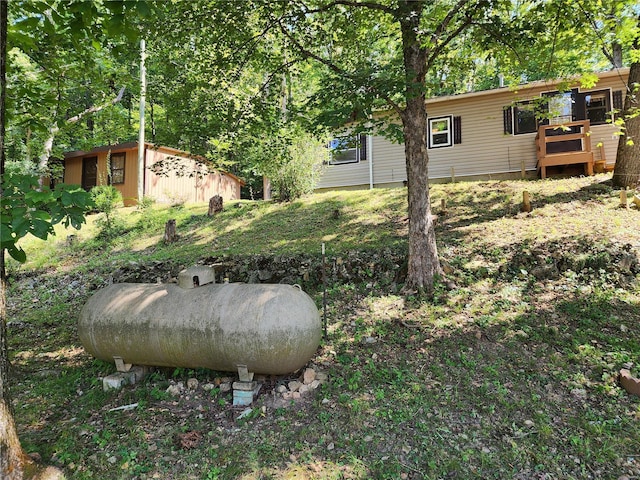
<box><xmin>6</xmin><ymin>173</ymin><xmax>640</xmax><ymax>479</ymax></box>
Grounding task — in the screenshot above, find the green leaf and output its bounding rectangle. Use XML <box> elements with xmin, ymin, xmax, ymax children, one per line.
<box><xmin>11</xmin><ymin>216</ymin><xmax>30</xmax><ymax>238</ymax></box>
<box><xmin>25</xmin><ymin>189</ymin><xmax>55</xmax><ymax>205</ymax></box>
<box><xmin>32</xmin><ymin>219</ymin><xmax>54</xmax><ymax>240</ymax></box>
<box><xmin>136</xmin><ymin>1</ymin><xmax>152</xmax><ymax>18</ymax></box>
<box><xmin>7</xmin><ymin>244</ymin><xmax>27</xmax><ymax>264</ymax></box>
<box><xmin>0</xmin><ymin>223</ymin><xmax>14</xmax><ymax>244</ymax></box>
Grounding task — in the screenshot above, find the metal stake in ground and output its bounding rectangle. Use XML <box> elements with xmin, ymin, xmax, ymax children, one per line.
<box><xmin>322</xmin><ymin>243</ymin><xmax>327</xmax><ymax>339</ymax></box>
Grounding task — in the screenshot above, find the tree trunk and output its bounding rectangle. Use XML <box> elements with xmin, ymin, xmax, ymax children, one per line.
<box><xmin>0</xmin><ymin>1</ymin><xmax>26</xmax><ymax>477</ymax></box>
<box><xmin>612</xmin><ymin>60</ymin><xmax>640</xmax><ymax>189</ymax></box>
<box><xmin>164</xmin><ymin>219</ymin><xmax>177</xmax><ymax>243</ymax></box>
<box><xmin>1</xmin><ymin>5</ymin><xmax>64</xmax><ymax>477</ymax></box>
<box><xmin>207</xmin><ymin>195</ymin><xmax>223</xmax><ymax>216</ymax></box>
<box><xmin>398</xmin><ymin>1</ymin><xmax>443</xmax><ymax>293</ymax></box>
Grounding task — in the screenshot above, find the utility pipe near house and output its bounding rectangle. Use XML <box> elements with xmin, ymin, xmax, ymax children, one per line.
<box><xmin>368</xmin><ymin>134</ymin><xmax>374</xmax><ymax>189</ymax></box>
<box><xmin>137</xmin><ymin>39</ymin><xmax>146</xmax><ymax>203</ymax></box>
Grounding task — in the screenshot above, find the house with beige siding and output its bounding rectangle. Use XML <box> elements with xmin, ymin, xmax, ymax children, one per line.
<box><xmin>316</xmin><ymin>68</ymin><xmax>630</xmax><ymax>190</ymax></box>
<box><xmin>63</xmin><ymin>142</ymin><xmax>244</xmax><ymax>206</ymax></box>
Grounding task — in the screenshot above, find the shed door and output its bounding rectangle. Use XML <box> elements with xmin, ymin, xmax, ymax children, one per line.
<box><xmin>82</xmin><ymin>157</ymin><xmax>98</xmax><ymax>191</ymax></box>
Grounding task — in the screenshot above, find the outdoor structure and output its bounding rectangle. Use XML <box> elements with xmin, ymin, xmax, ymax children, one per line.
<box><xmin>62</xmin><ymin>142</ymin><xmax>244</xmax><ymax>206</ymax></box>
<box><xmin>78</xmin><ymin>271</ymin><xmax>322</xmax><ymax>376</ymax></box>
<box><xmin>316</xmin><ymin>68</ymin><xmax>630</xmax><ymax>190</ymax></box>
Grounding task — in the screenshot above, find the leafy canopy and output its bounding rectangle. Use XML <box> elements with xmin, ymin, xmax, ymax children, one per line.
<box><xmin>0</xmin><ymin>173</ymin><xmax>93</xmax><ymax>262</ymax></box>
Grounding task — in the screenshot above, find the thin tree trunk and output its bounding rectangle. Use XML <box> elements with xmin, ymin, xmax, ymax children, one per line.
<box><xmin>37</xmin><ymin>87</ymin><xmax>125</xmax><ymax>182</ymax></box>
<box><xmin>612</xmin><ymin>60</ymin><xmax>640</xmax><ymax>189</ymax></box>
<box><xmin>398</xmin><ymin>1</ymin><xmax>443</xmax><ymax>293</ymax></box>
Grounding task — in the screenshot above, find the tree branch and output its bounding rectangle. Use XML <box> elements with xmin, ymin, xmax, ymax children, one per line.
<box><xmin>301</xmin><ymin>0</ymin><xmax>396</xmax><ymax>16</ymax></box>
<box><xmin>425</xmin><ymin>0</ymin><xmax>482</xmax><ymax>71</ymax></box>
<box><xmin>38</xmin><ymin>87</ymin><xmax>126</xmax><ymax>173</ymax></box>
<box><xmin>274</xmin><ymin>12</ymin><xmax>404</xmax><ymax>116</ymax></box>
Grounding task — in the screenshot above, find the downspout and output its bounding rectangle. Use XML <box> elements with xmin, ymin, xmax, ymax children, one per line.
<box><xmin>137</xmin><ymin>39</ymin><xmax>146</xmax><ymax>204</ymax></box>
<box><xmin>368</xmin><ymin>134</ymin><xmax>374</xmax><ymax>189</ymax></box>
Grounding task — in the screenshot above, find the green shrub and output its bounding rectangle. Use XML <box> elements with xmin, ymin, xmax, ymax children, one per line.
<box><xmin>90</xmin><ymin>185</ymin><xmax>123</xmax><ymax>232</ymax></box>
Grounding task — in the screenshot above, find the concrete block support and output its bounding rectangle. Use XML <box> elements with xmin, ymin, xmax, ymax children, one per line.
<box><xmin>103</xmin><ymin>366</ymin><xmax>150</xmax><ymax>391</ymax></box>
<box><xmin>233</xmin><ymin>381</ymin><xmax>261</xmax><ymax>406</ymax></box>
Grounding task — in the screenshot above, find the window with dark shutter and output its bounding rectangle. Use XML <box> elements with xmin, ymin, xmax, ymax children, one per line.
<box><xmin>613</xmin><ymin>90</ymin><xmax>624</xmax><ymax>111</ymax></box>
<box><xmin>428</xmin><ymin>116</ymin><xmax>453</xmax><ymax>148</ymax></box>
<box><xmin>572</xmin><ymin>90</ymin><xmax>587</xmax><ymax>121</ymax></box>
<box><xmin>359</xmin><ymin>133</ymin><xmax>367</xmax><ymax>161</ymax></box>
<box><xmin>503</xmin><ymin>107</ymin><xmax>513</xmax><ymax>135</ymax></box>
<box><xmin>513</xmin><ymin>102</ymin><xmax>539</xmax><ymax>134</ymax></box>
<box><xmin>453</xmin><ymin>116</ymin><xmax>462</xmax><ymax>144</ymax></box>
<box><xmin>584</xmin><ymin>90</ymin><xmax>611</xmax><ymax>125</ymax></box>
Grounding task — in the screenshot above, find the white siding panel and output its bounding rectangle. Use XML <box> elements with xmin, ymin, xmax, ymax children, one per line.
<box><xmin>316</xmin><ymin>69</ymin><xmax>628</xmax><ymax>189</ymax></box>
<box><xmin>315</xmin><ymin>160</ymin><xmax>371</xmax><ymax>188</ymax></box>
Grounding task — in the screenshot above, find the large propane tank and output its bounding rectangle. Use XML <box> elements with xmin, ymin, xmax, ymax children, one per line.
<box><xmin>78</xmin><ymin>282</ymin><xmax>322</xmax><ymax>375</ymax></box>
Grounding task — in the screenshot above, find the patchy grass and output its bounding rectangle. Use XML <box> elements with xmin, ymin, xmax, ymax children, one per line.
<box><xmin>6</xmin><ymin>173</ymin><xmax>640</xmax><ymax>479</ymax></box>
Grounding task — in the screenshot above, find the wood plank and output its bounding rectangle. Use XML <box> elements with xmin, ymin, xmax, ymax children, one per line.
<box><xmin>544</xmin><ymin>133</ymin><xmax>588</xmax><ymax>143</ymax></box>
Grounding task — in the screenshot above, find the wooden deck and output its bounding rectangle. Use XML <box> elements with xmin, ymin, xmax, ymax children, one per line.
<box><xmin>536</xmin><ymin>120</ymin><xmax>594</xmax><ymax>179</ymax></box>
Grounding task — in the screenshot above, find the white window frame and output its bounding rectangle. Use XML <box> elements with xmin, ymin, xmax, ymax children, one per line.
<box><xmin>328</xmin><ymin>134</ymin><xmax>365</xmax><ymax>165</ymax></box>
<box><xmin>428</xmin><ymin>116</ymin><xmax>453</xmax><ymax>148</ymax></box>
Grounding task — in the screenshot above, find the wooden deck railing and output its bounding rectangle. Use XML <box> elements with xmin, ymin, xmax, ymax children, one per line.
<box><xmin>536</xmin><ymin>120</ymin><xmax>594</xmax><ymax>179</ymax></box>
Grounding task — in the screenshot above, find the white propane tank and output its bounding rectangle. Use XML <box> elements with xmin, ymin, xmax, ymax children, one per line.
<box><xmin>78</xmin><ymin>282</ymin><xmax>321</xmax><ymax>375</ymax></box>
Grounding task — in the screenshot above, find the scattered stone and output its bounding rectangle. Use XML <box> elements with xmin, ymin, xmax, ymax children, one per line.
<box><xmin>187</xmin><ymin>378</ymin><xmax>199</xmax><ymax>390</ymax></box>
<box><xmin>524</xmin><ymin>420</ymin><xmax>534</xmax><ymax>427</ymax></box>
<box><xmin>219</xmin><ymin>382</ymin><xmax>232</xmax><ymax>393</ymax></box>
<box><xmin>107</xmin><ymin>456</ymin><xmax>117</xmax><ymax>464</ymax></box>
<box><xmin>316</xmin><ymin>371</ymin><xmax>329</xmax><ymax>383</ymax></box>
<box><xmin>288</xmin><ymin>381</ymin><xmax>302</xmax><ymax>392</ymax></box>
<box><xmin>481</xmin><ymin>447</ymin><xmax>491</xmax><ymax>454</ymax></box>
<box><xmin>310</xmin><ymin>380</ymin><xmax>321</xmax><ymax>390</ymax></box>
<box><xmin>619</xmin><ymin>369</ymin><xmax>640</xmax><ymax>398</ymax></box>
<box><xmin>321</xmin><ymin>398</ymin><xmax>331</xmax><ymax>405</ymax></box>
<box><xmin>276</xmin><ymin>385</ymin><xmax>288</xmax><ymax>394</ymax></box>
<box><xmin>299</xmin><ymin>384</ymin><xmax>311</xmax><ymax>394</ymax></box>
<box><xmin>292</xmin><ymin>391</ymin><xmax>301</xmax><ymax>399</ymax></box>
<box><xmin>570</xmin><ymin>388</ymin><xmax>587</xmax><ymax>400</ymax></box>
<box><xmin>166</xmin><ymin>382</ymin><xmax>184</xmax><ymax>396</ymax></box>
<box><xmin>364</xmin><ymin>336</ymin><xmax>377</xmax><ymax>344</ymax></box>
<box><xmin>327</xmin><ymin>442</ymin><xmax>335</xmax><ymax>450</ymax></box>
<box><xmin>620</xmin><ymin>324</ymin><xmax>628</xmax><ymax>333</ymax></box>
<box><xmin>202</xmin><ymin>383</ymin><xmax>215</xmax><ymax>392</ymax></box>
<box><xmin>303</xmin><ymin>368</ymin><xmax>316</xmax><ymax>385</ymax></box>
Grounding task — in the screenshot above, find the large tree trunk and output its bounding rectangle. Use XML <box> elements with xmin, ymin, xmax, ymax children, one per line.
<box><xmin>398</xmin><ymin>1</ymin><xmax>443</xmax><ymax>293</ymax></box>
<box><xmin>0</xmin><ymin>1</ymin><xmax>25</xmax><ymax>477</ymax></box>
<box><xmin>1</xmin><ymin>4</ymin><xmax>60</xmax><ymax>478</ymax></box>
<box><xmin>612</xmin><ymin>60</ymin><xmax>640</xmax><ymax>189</ymax></box>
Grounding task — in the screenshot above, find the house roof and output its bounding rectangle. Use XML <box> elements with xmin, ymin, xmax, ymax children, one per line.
<box><xmin>63</xmin><ymin>141</ymin><xmax>245</xmax><ymax>185</ymax></box>
<box><xmin>425</xmin><ymin>67</ymin><xmax>630</xmax><ymax>105</ymax></box>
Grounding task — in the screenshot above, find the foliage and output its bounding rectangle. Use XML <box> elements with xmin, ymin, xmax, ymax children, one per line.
<box><xmin>252</xmin><ymin>127</ymin><xmax>326</xmax><ymax>202</ymax></box>
<box><xmin>5</xmin><ymin>0</ymin><xmax>149</xmax><ymax>174</ymax></box>
<box><xmin>0</xmin><ymin>173</ymin><xmax>93</xmax><ymax>263</ymax></box>
<box><xmin>90</xmin><ymin>185</ymin><xmax>123</xmax><ymax>232</ymax></box>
